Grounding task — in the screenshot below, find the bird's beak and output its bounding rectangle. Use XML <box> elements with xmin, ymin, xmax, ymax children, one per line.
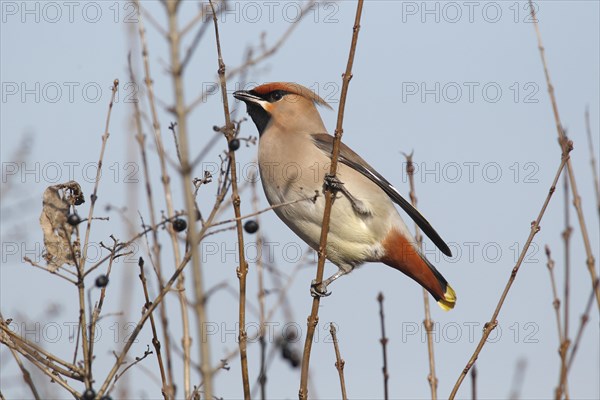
<box><xmin>233</xmin><ymin>90</ymin><xmax>262</xmax><ymax>104</ymax></box>
<box><xmin>233</xmin><ymin>90</ymin><xmax>271</xmax><ymax>114</ymax></box>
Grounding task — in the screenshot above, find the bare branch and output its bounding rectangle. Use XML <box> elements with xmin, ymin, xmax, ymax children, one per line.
<box><xmin>299</xmin><ymin>2</ymin><xmax>365</xmax><ymax>398</ymax></box>
<box><xmin>449</xmin><ymin>146</ymin><xmax>571</xmax><ymax>399</ymax></box>
<box><xmin>403</xmin><ymin>151</ymin><xmax>438</xmax><ymax>399</ymax></box>
<box><xmin>528</xmin><ymin>0</ymin><xmax>600</xmax><ymax>308</ymax></box>
<box><xmin>377</xmin><ymin>293</ymin><xmax>389</xmax><ymax>400</ymax></box>
<box><xmin>329</xmin><ymin>323</ymin><xmax>348</xmax><ymax>400</ymax></box>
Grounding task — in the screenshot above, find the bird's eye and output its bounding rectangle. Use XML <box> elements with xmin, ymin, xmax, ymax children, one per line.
<box><xmin>270</xmin><ymin>91</ymin><xmax>284</xmax><ymax>102</ymax></box>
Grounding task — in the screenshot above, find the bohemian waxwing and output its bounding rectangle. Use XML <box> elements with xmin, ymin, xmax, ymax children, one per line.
<box><xmin>233</xmin><ymin>82</ymin><xmax>456</xmax><ymax>310</ymax></box>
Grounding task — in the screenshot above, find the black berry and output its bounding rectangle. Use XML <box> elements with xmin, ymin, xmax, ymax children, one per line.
<box><xmin>281</xmin><ymin>344</ymin><xmax>300</xmax><ymax>368</ymax></box>
<box><xmin>229</xmin><ymin>138</ymin><xmax>240</xmax><ymax>151</ymax></box>
<box><xmin>95</xmin><ymin>275</ymin><xmax>109</xmax><ymax>288</ymax></box>
<box><xmin>67</xmin><ymin>213</ymin><xmax>81</xmax><ymax>226</ymax></box>
<box><xmin>172</xmin><ymin>218</ymin><xmax>187</xmax><ymax>232</ymax></box>
<box><xmin>81</xmin><ymin>388</ymin><xmax>96</xmax><ymax>400</ymax></box>
<box><xmin>244</xmin><ymin>220</ymin><xmax>259</xmax><ymax>234</ymax></box>
<box><xmin>289</xmin><ymin>353</ymin><xmax>300</xmax><ymax>368</ymax></box>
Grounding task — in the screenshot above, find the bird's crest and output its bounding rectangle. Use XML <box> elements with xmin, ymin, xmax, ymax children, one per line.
<box><xmin>251</xmin><ymin>82</ymin><xmax>333</xmax><ymax>110</ymax></box>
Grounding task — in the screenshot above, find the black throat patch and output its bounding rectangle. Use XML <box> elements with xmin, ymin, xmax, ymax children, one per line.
<box><xmin>245</xmin><ymin>101</ymin><xmax>271</xmax><ymax>136</ymax></box>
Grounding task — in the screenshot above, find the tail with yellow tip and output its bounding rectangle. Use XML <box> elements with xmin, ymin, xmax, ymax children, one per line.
<box><xmin>437</xmin><ymin>283</ymin><xmax>457</xmax><ymax>311</ymax></box>
<box><xmin>381</xmin><ymin>229</ymin><xmax>457</xmax><ymax>311</ymax></box>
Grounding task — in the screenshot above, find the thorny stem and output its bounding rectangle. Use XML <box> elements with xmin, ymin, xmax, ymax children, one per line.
<box><xmin>528</xmin><ymin>0</ymin><xmax>600</xmax><ymax>309</ymax></box>
<box><xmin>299</xmin><ymin>2</ymin><xmax>364</xmax><ymax>399</ymax></box>
<box><xmin>449</xmin><ymin>148</ymin><xmax>571</xmax><ymax>399</ymax></box>
<box><xmin>207</xmin><ymin>0</ymin><xmax>251</xmax><ymax>398</ymax></box>
<box><xmin>404</xmin><ymin>152</ymin><xmax>438</xmax><ymax>399</ymax></box>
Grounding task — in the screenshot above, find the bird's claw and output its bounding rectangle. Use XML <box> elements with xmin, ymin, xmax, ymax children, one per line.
<box><xmin>323</xmin><ymin>174</ymin><xmax>344</xmax><ymax>191</ymax></box>
<box><xmin>310</xmin><ymin>279</ymin><xmax>332</xmax><ymax>298</ymax></box>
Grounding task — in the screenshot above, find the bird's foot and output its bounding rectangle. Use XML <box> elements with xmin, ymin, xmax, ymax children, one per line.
<box><xmin>324</xmin><ymin>174</ymin><xmax>371</xmax><ymax>216</ymax></box>
<box><xmin>310</xmin><ymin>279</ymin><xmax>332</xmax><ymax>298</ymax></box>
<box><xmin>324</xmin><ymin>173</ymin><xmax>344</xmax><ymax>191</ymax></box>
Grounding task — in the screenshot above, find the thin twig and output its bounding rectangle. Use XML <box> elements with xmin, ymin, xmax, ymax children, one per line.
<box><xmin>88</xmin><ymin>236</ymin><xmax>119</xmax><ymax>386</ymax></box>
<box><xmin>329</xmin><ymin>323</ymin><xmax>348</xmax><ymax>400</ymax></box>
<box><xmin>299</xmin><ymin>2</ymin><xmax>365</xmax><ymax>398</ymax></box>
<box><xmin>546</xmin><ymin>250</ymin><xmax>569</xmax><ymax>400</ymax></box>
<box><xmin>207</xmin><ymin>193</ymin><xmax>319</xmax><ymax>230</ymax></box>
<box><xmin>138</xmin><ymin>257</ymin><xmax>168</xmax><ymax>400</ymax></box>
<box><xmin>545</xmin><ymin>246</ymin><xmax>564</xmax><ymax>337</ymax></box>
<box><xmin>566</xmin><ymin>278</ymin><xmax>599</xmax><ymax>371</ymax></box>
<box><xmin>251</xmin><ymin>176</ymin><xmax>268</xmax><ymax>400</ymax></box>
<box><xmin>528</xmin><ymin>0</ymin><xmax>600</xmax><ymax>309</ymax></box>
<box><xmin>561</xmin><ymin>172</ymin><xmax>571</xmax><ymax>372</ymax></box>
<box><xmin>449</xmin><ymin>146</ymin><xmax>572</xmax><ymax>399</ymax></box>
<box><xmin>0</xmin><ymin>313</ymin><xmax>41</xmax><ymax>400</ymax></box>
<box><xmin>128</xmin><ymin>51</ymin><xmax>176</xmax><ymax>399</ymax></box>
<box><xmin>207</xmin><ymin>1</ymin><xmax>251</xmax><ymax>398</ymax></box>
<box><xmin>0</xmin><ymin>321</ymin><xmax>82</xmax><ymax>378</ymax></box>
<box><xmin>96</xmin><ymin>161</ymin><xmax>231</xmax><ymax>399</ymax></box>
<box><xmin>137</xmin><ymin>0</ymin><xmax>185</xmax><ymax>391</ymax></box>
<box><xmin>508</xmin><ymin>358</ymin><xmax>527</xmax><ymax>400</ymax></box>
<box><xmin>7</xmin><ymin>346</ymin><xmax>41</xmax><ymax>399</ymax></box>
<box><xmin>187</xmin><ymin>0</ymin><xmax>317</xmax><ymax>114</ymax></box>
<box><xmin>546</xmin><ymin>244</ymin><xmax>569</xmax><ymax>400</ymax></box>
<box><xmin>224</xmin><ymin>1</ymin><xmax>317</xmax><ymax>80</ymax></box>
<box><xmin>471</xmin><ymin>364</ymin><xmax>477</xmax><ymax>400</ymax></box>
<box><xmin>9</xmin><ymin>347</ymin><xmax>80</xmax><ymax>398</ymax></box>
<box><xmin>216</xmin><ymin>256</ymin><xmax>310</xmax><ymax>378</ymax></box>
<box><xmin>180</xmin><ymin>7</ymin><xmax>212</xmax><ymax>71</ymax></box>
<box><xmin>107</xmin><ymin>346</ymin><xmax>154</xmax><ymax>396</ymax></box>
<box><xmin>2</xmin><ymin>318</ymin><xmax>82</xmax><ymax>395</ymax></box>
<box><xmin>77</xmin><ymin>79</ymin><xmax>118</xmax><ymax>389</ymax></box>
<box><xmin>404</xmin><ymin>151</ymin><xmax>438</xmax><ymax>399</ymax></box>
<box><xmin>545</xmin><ymin>246</ymin><xmax>570</xmax><ymax>399</ymax></box>
<box><xmin>584</xmin><ymin>106</ymin><xmax>600</xmax><ymax>216</ymax></box>
<box><xmin>22</xmin><ymin>257</ymin><xmax>77</xmax><ymax>284</ymax></box>
<box><xmin>377</xmin><ymin>293</ymin><xmax>389</xmax><ymax>400</ymax></box>
<box><xmin>163</xmin><ymin>1</ymin><xmax>211</xmax><ymax>398</ymax></box>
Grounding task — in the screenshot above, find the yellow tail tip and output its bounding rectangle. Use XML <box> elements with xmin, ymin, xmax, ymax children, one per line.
<box><xmin>437</xmin><ymin>284</ymin><xmax>457</xmax><ymax>311</ymax></box>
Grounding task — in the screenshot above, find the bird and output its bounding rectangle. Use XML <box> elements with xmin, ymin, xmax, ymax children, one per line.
<box><xmin>233</xmin><ymin>82</ymin><xmax>456</xmax><ymax>310</ymax></box>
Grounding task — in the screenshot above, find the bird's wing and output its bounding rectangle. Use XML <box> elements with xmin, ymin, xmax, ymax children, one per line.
<box><xmin>311</xmin><ymin>133</ymin><xmax>452</xmax><ymax>257</ymax></box>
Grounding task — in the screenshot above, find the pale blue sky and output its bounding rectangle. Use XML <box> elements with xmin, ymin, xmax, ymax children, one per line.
<box><xmin>1</xmin><ymin>1</ymin><xmax>599</xmax><ymax>399</ymax></box>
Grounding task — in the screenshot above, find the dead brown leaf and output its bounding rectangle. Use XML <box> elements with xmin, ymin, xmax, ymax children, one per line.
<box><xmin>39</xmin><ymin>181</ymin><xmax>84</xmax><ymax>271</ymax></box>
